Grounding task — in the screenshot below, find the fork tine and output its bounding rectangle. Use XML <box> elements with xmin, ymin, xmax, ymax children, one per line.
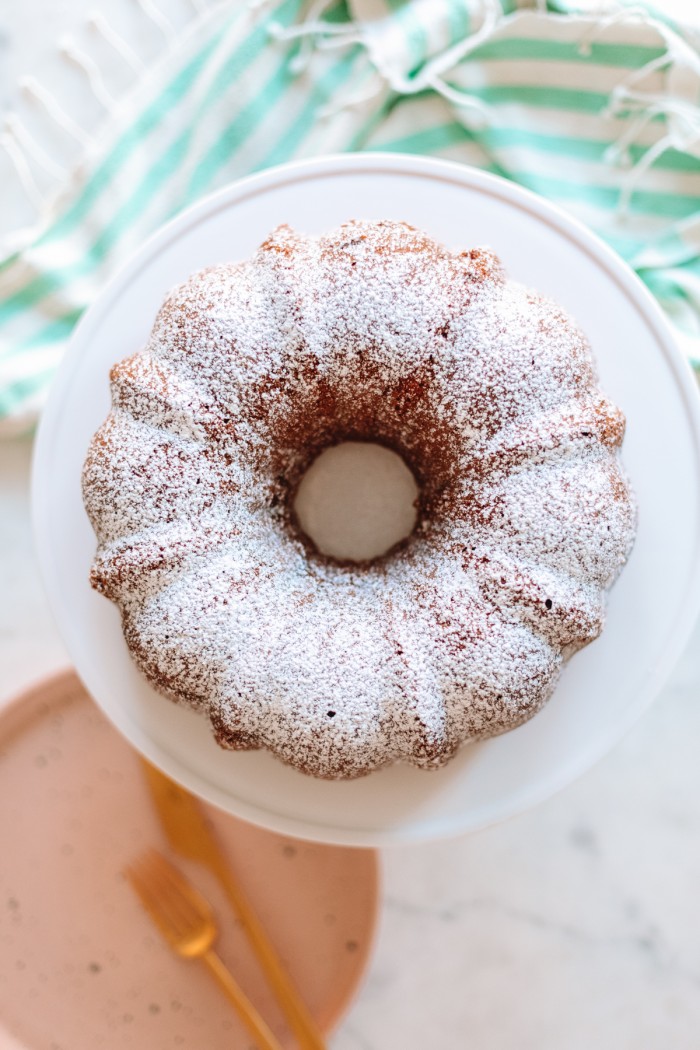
<box><xmin>125</xmin><ymin>850</ymin><xmax>286</xmax><ymax>1050</ymax></box>
<box><xmin>125</xmin><ymin>855</ymin><xmax>183</xmax><ymax>949</ymax></box>
<box><xmin>149</xmin><ymin>850</ymin><xmax>214</xmax><ymax>934</ymax></box>
<box><xmin>125</xmin><ymin>850</ymin><xmax>216</xmax><ymax>955</ymax></box>
<box><xmin>133</xmin><ymin>852</ymin><xmax>192</xmax><ymax>939</ymax></box>
<box><xmin>143</xmin><ymin>852</ymin><xmax>189</xmax><ymax>924</ymax></box>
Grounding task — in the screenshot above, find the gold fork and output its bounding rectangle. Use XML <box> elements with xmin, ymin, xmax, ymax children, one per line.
<box><xmin>142</xmin><ymin>760</ymin><xmax>327</xmax><ymax>1050</ymax></box>
<box><xmin>125</xmin><ymin>849</ymin><xmax>284</xmax><ymax>1050</ymax></box>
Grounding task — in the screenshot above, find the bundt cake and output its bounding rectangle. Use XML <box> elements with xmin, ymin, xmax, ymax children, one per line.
<box><xmin>82</xmin><ymin>220</ymin><xmax>636</xmax><ymax>779</ymax></box>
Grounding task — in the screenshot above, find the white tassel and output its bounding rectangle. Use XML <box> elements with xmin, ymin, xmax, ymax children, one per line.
<box><xmin>577</xmin><ymin>5</ymin><xmax>654</xmax><ymax>58</ymax></box>
<box><xmin>88</xmin><ymin>12</ymin><xmax>146</xmax><ymax>74</ymax></box>
<box><xmin>606</xmin><ymin>94</ymin><xmax>700</xmax><ymax>215</ymax></box>
<box><xmin>268</xmin><ymin>0</ymin><xmax>365</xmax><ymax>79</ymax></box>
<box><xmin>608</xmin><ymin>91</ymin><xmax>700</xmax><ymax>138</ymax></box>
<box><xmin>266</xmin><ymin>9</ymin><xmax>363</xmax><ymax>111</ymax></box>
<box><xmin>60</xmin><ymin>36</ymin><xmax>118</xmax><ymax>113</ymax></box>
<box><xmin>20</xmin><ymin>76</ymin><xmax>94</xmax><ymax>147</ymax></box>
<box><xmin>404</xmin><ymin>0</ymin><xmax>501</xmax><ymax>89</ymax></box>
<box><xmin>616</xmin><ymin>132</ymin><xmax>679</xmax><ymax>217</ymax></box>
<box><xmin>613</xmin><ymin>49</ymin><xmax>672</xmax><ymax>92</ymax></box>
<box><xmin>271</xmin><ymin>0</ymin><xmax>499</xmax><ymax>123</ymax></box>
<box><xmin>292</xmin><ymin>0</ymin><xmax>342</xmax><ymax>74</ymax></box>
<box><xmin>604</xmin><ymin>113</ymin><xmax>651</xmax><ymax>167</ymax></box>
<box><xmin>134</xmin><ymin>0</ymin><xmax>177</xmax><ymax>43</ymax></box>
<box><xmin>422</xmin><ymin>76</ymin><xmax>490</xmax><ymax>127</ymax></box>
<box><xmin>590</xmin><ymin>5</ymin><xmax>700</xmax><ymax>217</ymax></box>
<box><xmin>0</xmin><ymin>133</ymin><xmax>45</xmax><ymax>211</ymax></box>
<box><xmin>377</xmin><ymin>0</ymin><xmax>500</xmax><ymax>127</ymax></box>
<box><xmin>4</xmin><ymin>115</ymin><xmax>67</xmax><ymax>180</ymax></box>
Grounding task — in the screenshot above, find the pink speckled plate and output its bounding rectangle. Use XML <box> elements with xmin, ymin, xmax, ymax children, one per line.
<box><xmin>0</xmin><ymin>671</ymin><xmax>379</xmax><ymax>1050</ymax></box>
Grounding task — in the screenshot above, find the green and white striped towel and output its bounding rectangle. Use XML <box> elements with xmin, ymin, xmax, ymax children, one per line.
<box><xmin>1</xmin><ymin>0</ymin><xmax>699</xmax><ymax>434</ymax></box>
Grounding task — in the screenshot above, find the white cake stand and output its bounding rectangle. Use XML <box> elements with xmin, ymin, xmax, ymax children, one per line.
<box><xmin>32</xmin><ymin>153</ymin><xmax>700</xmax><ymax>846</ymax></box>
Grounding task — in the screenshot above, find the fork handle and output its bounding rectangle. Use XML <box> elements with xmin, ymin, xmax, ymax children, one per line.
<box><xmin>201</xmin><ymin>949</ymin><xmax>284</xmax><ymax>1050</ymax></box>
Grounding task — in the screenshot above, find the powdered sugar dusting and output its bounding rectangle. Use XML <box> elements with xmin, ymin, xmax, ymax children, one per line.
<box><xmin>82</xmin><ymin>220</ymin><xmax>636</xmax><ymax>779</ymax></box>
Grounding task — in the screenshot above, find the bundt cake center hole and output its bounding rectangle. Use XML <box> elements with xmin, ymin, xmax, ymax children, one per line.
<box><xmin>293</xmin><ymin>442</ymin><xmax>420</xmax><ymax>563</ymax></box>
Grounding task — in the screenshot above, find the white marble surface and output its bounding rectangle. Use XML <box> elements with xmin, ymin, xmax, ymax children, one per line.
<box><xmin>2</xmin><ymin>2</ymin><xmax>700</xmax><ymax>1048</ymax></box>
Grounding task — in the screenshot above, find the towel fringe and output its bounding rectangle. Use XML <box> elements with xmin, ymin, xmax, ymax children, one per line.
<box><xmin>577</xmin><ymin>5</ymin><xmax>656</xmax><ymax>58</ymax></box>
<box><xmin>88</xmin><ymin>12</ymin><xmax>146</xmax><ymax>74</ymax></box>
<box><xmin>134</xmin><ymin>0</ymin><xmax>178</xmax><ymax>44</ymax></box>
<box><xmin>0</xmin><ymin>131</ymin><xmax>46</xmax><ymax>212</ymax></box>
<box><xmin>406</xmin><ymin>0</ymin><xmax>502</xmax><ymax>89</ymax></box>
<box><xmin>269</xmin><ymin>0</ymin><xmax>500</xmax><ymax>125</ymax></box>
<box><xmin>0</xmin><ymin>0</ymin><xmax>234</xmax><ymax>259</ymax></box>
<box><xmin>4</xmin><ymin>115</ymin><xmax>67</xmax><ymax>181</ymax></box>
<box><xmin>60</xmin><ymin>36</ymin><xmax>119</xmax><ymax>113</ymax></box>
<box><xmin>2</xmin><ymin>0</ymin><xmax>700</xmax><ymax>242</ymax></box>
<box><xmin>9</xmin><ymin>0</ymin><xmax>246</xmax><ymax>156</ymax></box>
<box><xmin>269</xmin><ymin>0</ymin><xmax>359</xmax><ymax>76</ymax></box>
<box><xmin>575</xmin><ymin>8</ymin><xmax>700</xmax><ymax>217</ymax></box>
<box><xmin>608</xmin><ymin>93</ymin><xmax>700</xmax><ymax>216</ymax></box>
<box><xmin>20</xmin><ymin>76</ymin><xmax>94</xmax><ymax>147</ymax></box>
